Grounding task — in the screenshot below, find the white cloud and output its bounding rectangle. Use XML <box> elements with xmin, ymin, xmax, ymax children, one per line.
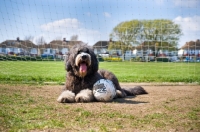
<box><xmin>173</xmin><ymin>16</ymin><xmax>200</xmax><ymax>46</ymax></box>
<box><xmin>40</xmin><ymin>18</ymin><xmax>81</xmax><ymax>32</ymax></box>
<box><xmin>40</xmin><ymin>18</ymin><xmax>101</xmax><ymax>45</ymax></box>
<box><xmin>174</xmin><ymin>16</ymin><xmax>200</xmax><ymax>32</ymax></box>
<box><xmin>103</xmin><ymin>12</ymin><xmax>111</xmax><ymax>18</ymax></box>
<box><xmin>173</xmin><ymin>0</ymin><xmax>199</xmax><ymax>7</ymax></box>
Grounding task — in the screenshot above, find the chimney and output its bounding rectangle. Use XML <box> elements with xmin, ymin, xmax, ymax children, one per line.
<box><xmin>63</xmin><ymin>38</ymin><xmax>66</xmax><ymax>42</ymax></box>
<box><xmin>109</xmin><ymin>38</ymin><xmax>112</xmax><ymax>42</ymax></box>
<box><xmin>17</xmin><ymin>37</ymin><xmax>20</xmax><ymax>42</ymax></box>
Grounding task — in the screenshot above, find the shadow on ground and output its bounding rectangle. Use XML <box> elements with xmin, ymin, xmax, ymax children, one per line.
<box><xmin>113</xmin><ymin>96</ymin><xmax>149</xmax><ymax>104</ymax></box>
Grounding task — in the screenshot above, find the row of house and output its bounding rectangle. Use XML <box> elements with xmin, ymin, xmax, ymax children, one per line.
<box><xmin>0</xmin><ymin>37</ymin><xmax>38</xmax><ymax>55</ymax></box>
<box><xmin>0</xmin><ymin>37</ymin><xmax>83</xmax><ymax>59</ymax></box>
<box><xmin>93</xmin><ymin>39</ymin><xmax>200</xmax><ymax>61</ymax></box>
<box><xmin>0</xmin><ymin>37</ymin><xmax>200</xmax><ymax>61</ymax></box>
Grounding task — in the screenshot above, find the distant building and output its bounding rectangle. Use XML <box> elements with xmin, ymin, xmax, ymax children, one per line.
<box><xmin>132</xmin><ymin>41</ymin><xmax>178</xmax><ymax>61</ymax></box>
<box><xmin>178</xmin><ymin>39</ymin><xmax>200</xmax><ymax>57</ymax></box>
<box><xmin>0</xmin><ymin>37</ymin><xmax>84</xmax><ymax>59</ymax></box>
<box><xmin>46</xmin><ymin>38</ymin><xmax>84</xmax><ymax>55</ymax></box>
<box><xmin>93</xmin><ymin>39</ymin><xmax>135</xmax><ymax>60</ymax></box>
<box><xmin>93</xmin><ymin>41</ymin><xmax>110</xmax><ymax>55</ymax></box>
<box><xmin>39</xmin><ymin>38</ymin><xmax>84</xmax><ymax>59</ymax></box>
<box><xmin>0</xmin><ymin>37</ymin><xmax>37</xmax><ymax>56</ymax></box>
<box><xmin>93</xmin><ymin>39</ymin><xmax>184</xmax><ymax>61</ymax></box>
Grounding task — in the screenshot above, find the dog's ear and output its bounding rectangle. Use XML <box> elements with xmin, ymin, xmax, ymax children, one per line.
<box><xmin>89</xmin><ymin>48</ymin><xmax>98</xmax><ymax>72</ymax></box>
<box><xmin>66</xmin><ymin>61</ymin><xmax>72</xmax><ymax>72</ymax></box>
<box><xmin>65</xmin><ymin>53</ymin><xmax>72</xmax><ymax>72</ymax></box>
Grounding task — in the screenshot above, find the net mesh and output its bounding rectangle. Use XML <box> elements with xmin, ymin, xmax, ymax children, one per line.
<box><xmin>0</xmin><ymin>0</ymin><xmax>199</xmax><ymax>84</ymax></box>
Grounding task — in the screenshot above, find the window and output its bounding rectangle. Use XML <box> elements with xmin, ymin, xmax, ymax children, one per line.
<box><xmin>50</xmin><ymin>49</ymin><xmax>53</xmax><ymax>54</ymax></box>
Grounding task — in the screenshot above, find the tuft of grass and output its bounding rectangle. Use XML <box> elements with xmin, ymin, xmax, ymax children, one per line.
<box><xmin>187</xmin><ymin>111</ymin><xmax>198</xmax><ymax>120</ymax></box>
<box><xmin>99</xmin><ymin>124</ymin><xmax>109</xmax><ymax>132</ymax></box>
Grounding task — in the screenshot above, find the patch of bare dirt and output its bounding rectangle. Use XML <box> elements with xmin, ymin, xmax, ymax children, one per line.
<box><xmin>1</xmin><ymin>84</ymin><xmax>200</xmax><ymax>131</ymax></box>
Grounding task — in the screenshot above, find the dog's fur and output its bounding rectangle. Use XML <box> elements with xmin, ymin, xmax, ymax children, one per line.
<box><xmin>57</xmin><ymin>44</ymin><xmax>147</xmax><ymax>103</ymax></box>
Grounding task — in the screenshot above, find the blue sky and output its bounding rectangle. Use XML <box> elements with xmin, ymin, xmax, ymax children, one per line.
<box><xmin>0</xmin><ymin>0</ymin><xmax>200</xmax><ymax>47</ymax></box>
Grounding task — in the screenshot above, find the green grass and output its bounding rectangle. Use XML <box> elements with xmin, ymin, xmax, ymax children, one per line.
<box><xmin>0</xmin><ymin>61</ymin><xmax>200</xmax><ymax>83</ymax></box>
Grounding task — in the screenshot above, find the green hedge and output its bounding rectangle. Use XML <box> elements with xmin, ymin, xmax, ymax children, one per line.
<box><xmin>97</xmin><ymin>56</ymin><xmax>104</xmax><ymax>62</ymax></box>
<box><xmin>0</xmin><ymin>55</ymin><xmax>62</xmax><ymax>61</ymax></box>
<box><xmin>156</xmin><ymin>57</ymin><xmax>170</xmax><ymax>62</ymax></box>
<box><xmin>130</xmin><ymin>57</ymin><xmax>143</xmax><ymax>62</ymax></box>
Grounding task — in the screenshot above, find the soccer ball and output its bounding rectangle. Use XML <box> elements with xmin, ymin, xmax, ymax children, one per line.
<box><xmin>93</xmin><ymin>79</ymin><xmax>116</xmax><ymax>102</ymax></box>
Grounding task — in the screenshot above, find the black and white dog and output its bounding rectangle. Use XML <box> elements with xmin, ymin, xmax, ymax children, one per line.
<box><xmin>57</xmin><ymin>44</ymin><xmax>147</xmax><ymax>103</ymax></box>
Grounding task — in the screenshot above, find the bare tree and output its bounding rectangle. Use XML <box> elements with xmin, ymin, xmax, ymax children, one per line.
<box><xmin>55</xmin><ymin>36</ymin><xmax>62</xmax><ymax>40</ymax></box>
<box><xmin>70</xmin><ymin>35</ymin><xmax>78</xmax><ymax>41</ymax></box>
<box><xmin>24</xmin><ymin>35</ymin><xmax>34</xmax><ymax>41</ymax></box>
<box><xmin>36</xmin><ymin>36</ymin><xmax>46</xmax><ymax>45</ymax></box>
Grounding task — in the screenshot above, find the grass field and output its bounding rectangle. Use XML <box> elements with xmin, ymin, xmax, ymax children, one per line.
<box><xmin>0</xmin><ymin>61</ymin><xmax>200</xmax><ymax>84</ymax></box>
<box><xmin>0</xmin><ymin>61</ymin><xmax>200</xmax><ymax>131</ymax></box>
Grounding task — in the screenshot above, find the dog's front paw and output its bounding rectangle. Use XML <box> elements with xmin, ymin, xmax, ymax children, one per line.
<box><xmin>75</xmin><ymin>89</ymin><xmax>94</xmax><ymax>103</ymax></box>
<box><xmin>57</xmin><ymin>90</ymin><xmax>75</xmax><ymax>103</ymax></box>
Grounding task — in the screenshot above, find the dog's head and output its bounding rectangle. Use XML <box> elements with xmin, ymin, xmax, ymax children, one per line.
<box><xmin>65</xmin><ymin>44</ymin><xmax>98</xmax><ymax>78</ymax></box>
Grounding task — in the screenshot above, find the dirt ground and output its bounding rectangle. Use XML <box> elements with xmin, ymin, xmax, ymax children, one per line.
<box><xmin>1</xmin><ymin>83</ymin><xmax>200</xmax><ymax>132</ymax></box>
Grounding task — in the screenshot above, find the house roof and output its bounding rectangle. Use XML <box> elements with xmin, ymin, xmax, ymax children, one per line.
<box><xmin>0</xmin><ymin>39</ymin><xmax>84</xmax><ymax>49</ymax></box>
<box><xmin>93</xmin><ymin>41</ymin><xmax>110</xmax><ymax>48</ymax></box>
<box><xmin>42</xmin><ymin>40</ymin><xmax>84</xmax><ymax>49</ymax></box>
<box><xmin>0</xmin><ymin>40</ymin><xmax>37</xmax><ymax>48</ymax></box>
<box><xmin>181</xmin><ymin>39</ymin><xmax>200</xmax><ymax>50</ymax></box>
<box><xmin>135</xmin><ymin>41</ymin><xmax>177</xmax><ymax>50</ymax></box>
<box><xmin>136</xmin><ymin>41</ymin><xmax>154</xmax><ymax>50</ymax></box>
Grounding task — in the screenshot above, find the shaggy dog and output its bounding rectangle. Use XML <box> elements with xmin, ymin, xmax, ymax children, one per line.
<box><xmin>57</xmin><ymin>44</ymin><xmax>147</xmax><ymax>103</ymax></box>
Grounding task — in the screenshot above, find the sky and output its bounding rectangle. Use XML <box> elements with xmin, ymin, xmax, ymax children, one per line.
<box><xmin>0</xmin><ymin>0</ymin><xmax>200</xmax><ymax>47</ymax></box>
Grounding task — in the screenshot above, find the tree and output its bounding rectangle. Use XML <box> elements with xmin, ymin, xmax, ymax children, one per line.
<box><xmin>110</xmin><ymin>19</ymin><xmax>182</xmax><ymax>57</ymax></box>
<box><xmin>24</xmin><ymin>35</ymin><xmax>34</xmax><ymax>41</ymax></box>
<box><xmin>70</xmin><ymin>35</ymin><xmax>78</xmax><ymax>41</ymax></box>
<box><xmin>108</xmin><ymin>40</ymin><xmax>134</xmax><ymax>60</ymax></box>
<box><xmin>36</xmin><ymin>36</ymin><xmax>46</xmax><ymax>45</ymax></box>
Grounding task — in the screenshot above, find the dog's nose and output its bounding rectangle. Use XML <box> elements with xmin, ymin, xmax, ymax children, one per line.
<box><xmin>82</xmin><ymin>55</ymin><xmax>87</xmax><ymax>60</ymax></box>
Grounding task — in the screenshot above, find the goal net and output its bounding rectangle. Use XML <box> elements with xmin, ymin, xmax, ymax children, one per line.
<box><xmin>0</xmin><ymin>0</ymin><xmax>199</xmax><ymax>84</ymax></box>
